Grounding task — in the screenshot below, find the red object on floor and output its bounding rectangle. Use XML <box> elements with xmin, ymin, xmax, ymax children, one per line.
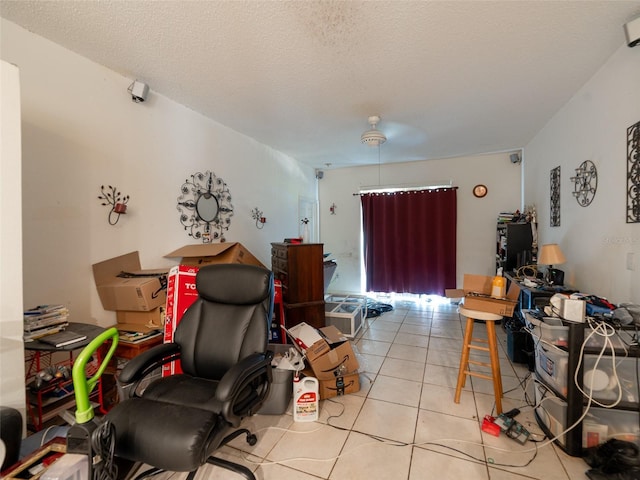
<box><xmin>482</xmin><ymin>415</ymin><xmax>501</xmax><ymax>437</ymax></box>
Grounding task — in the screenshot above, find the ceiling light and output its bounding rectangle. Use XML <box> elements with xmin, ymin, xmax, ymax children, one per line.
<box><xmin>361</xmin><ymin>115</ymin><xmax>387</xmax><ymax>147</ymax></box>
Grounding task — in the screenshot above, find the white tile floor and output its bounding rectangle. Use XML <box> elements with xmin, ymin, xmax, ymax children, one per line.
<box><xmin>160</xmin><ymin>300</ymin><xmax>593</xmax><ymax>479</ymax></box>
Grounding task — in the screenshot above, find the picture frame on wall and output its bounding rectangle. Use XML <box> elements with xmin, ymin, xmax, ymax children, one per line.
<box><xmin>550</xmin><ymin>166</ymin><xmax>561</xmax><ymax>227</ymax></box>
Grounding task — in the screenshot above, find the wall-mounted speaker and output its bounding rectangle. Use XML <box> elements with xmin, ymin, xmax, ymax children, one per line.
<box><xmin>624</xmin><ymin>15</ymin><xmax>640</xmax><ymax>48</ymax></box>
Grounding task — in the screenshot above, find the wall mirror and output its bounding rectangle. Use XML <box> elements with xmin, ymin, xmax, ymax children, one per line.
<box><xmin>177</xmin><ymin>171</ymin><xmax>234</xmax><ymax>243</ymax></box>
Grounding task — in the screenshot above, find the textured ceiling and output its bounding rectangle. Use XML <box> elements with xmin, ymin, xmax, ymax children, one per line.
<box><xmin>1</xmin><ymin>1</ymin><xmax>639</xmax><ymax>169</ymax></box>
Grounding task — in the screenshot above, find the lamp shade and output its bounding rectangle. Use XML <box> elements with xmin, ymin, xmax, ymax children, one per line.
<box><xmin>538</xmin><ymin>243</ymin><xmax>566</xmax><ymax>265</ymax></box>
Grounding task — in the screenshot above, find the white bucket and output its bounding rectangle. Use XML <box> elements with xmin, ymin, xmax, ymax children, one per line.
<box><xmin>293</xmin><ymin>376</ymin><xmax>319</xmax><ymax>422</ymax></box>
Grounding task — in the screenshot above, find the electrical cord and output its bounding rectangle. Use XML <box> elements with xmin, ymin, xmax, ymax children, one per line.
<box><xmin>575</xmin><ymin>318</ymin><xmax>624</xmax><ymax>409</ymax></box>
<box><xmin>91</xmin><ymin>420</ymin><xmax>117</xmax><ymax>480</ymax></box>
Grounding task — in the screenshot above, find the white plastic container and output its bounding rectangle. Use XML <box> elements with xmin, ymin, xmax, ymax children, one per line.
<box><xmin>41</xmin><ymin>454</ymin><xmax>88</xmax><ymax>480</ymax></box>
<box><xmin>293</xmin><ymin>376</ymin><xmax>319</xmax><ymax>422</ymax></box>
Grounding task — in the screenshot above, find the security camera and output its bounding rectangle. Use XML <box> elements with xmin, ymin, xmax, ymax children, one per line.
<box><xmin>129</xmin><ymin>80</ymin><xmax>149</xmax><ymax>103</ymax></box>
<box><xmin>624</xmin><ymin>15</ymin><xmax>640</xmax><ymax>48</ymax></box>
<box><xmin>510</xmin><ymin>153</ymin><xmax>522</xmax><ymax>164</ymax></box>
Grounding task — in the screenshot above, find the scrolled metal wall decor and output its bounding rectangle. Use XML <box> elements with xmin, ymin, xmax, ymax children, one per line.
<box><xmin>550</xmin><ymin>166</ymin><xmax>561</xmax><ymax>227</ymax></box>
<box><xmin>627</xmin><ymin>120</ymin><xmax>640</xmax><ymax>223</ymax></box>
<box><xmin>177</xmin><ymin>171</ymin><xmax>234</xmax><ymax>243</ymax></box>
<box><xmin>570</xmin><ymin>160</ymin><xmax>598</xmax><ymax>207</ymax></box>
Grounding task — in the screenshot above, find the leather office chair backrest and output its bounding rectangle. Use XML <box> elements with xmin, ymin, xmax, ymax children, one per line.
<box><xmin>0</xmin><ymin>406</ymin><xmax>22</xmax><ymax>471</ymax></box>
<box><xmin>174</xmin><ymin>263</ymin><xmax>273</xmax><ymax>379</ymax></box>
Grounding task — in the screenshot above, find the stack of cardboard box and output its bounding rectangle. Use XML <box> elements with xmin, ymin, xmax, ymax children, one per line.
<box><xmin>289</xmin><ymin>323</ymin><xmax>361</xmax><ymax>399</ymax></box>
<box><xmin>92</xmin><ymin>251</ymin><xmax>168</xmax><ymax>333</ymax></box>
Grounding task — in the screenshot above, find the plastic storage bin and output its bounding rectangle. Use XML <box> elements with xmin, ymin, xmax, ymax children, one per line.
<box><xmin>535</xmin><ymin>341</ymin><xmax>569</xmax><ymax>396</ymax></box>
<box><xmin>535</xmin><ymin>340</ymin><xmax>640</xmax><ymax>404</ymax></box>
<box><xmin>582</xmin><ymin>355</ymin><xmax>640</xmax><ymax>404</ymax></box>
<box><xmin>258</xmin><ymin>344</ymin><xmax>294</xmax><ymax>415</ymax></box>
<box><xmin>535</xmin><ymin>380</ymin><xmax>640</xmax><ymax>448</ymax></box>
<box><xmin>583</xmin><ymin>406</ymin><xmax>640</xmax><ymax>447</ymax></box>
<box><xmin>324</xmin><ymin>294</ymin><xmax>366</xmax><ymax>338</ymax></box>
<box><xmin>534</xmin><ymin>381</ymin><xmax>568</xmax><ymax>447</ymax></box>
<box><xmin>525</xmin><ymin>311</ymin><xmax>630</xmax><ymax>350</ymax></box>
<box><xmin>41</xmin><ymin>454</ymin><xmax>88</xmax><ymax>480</ymax></box>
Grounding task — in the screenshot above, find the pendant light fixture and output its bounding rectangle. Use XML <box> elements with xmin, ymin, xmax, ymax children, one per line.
<box><xmin>361</xmin><ymin>115</ymin><xmax>387</xmax><ymax>147</ymax></box>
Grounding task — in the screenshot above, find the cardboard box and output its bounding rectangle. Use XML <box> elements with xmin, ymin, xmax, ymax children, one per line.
<box><xmin>116</xmin><ymin>307</ymin><xmax>164</xmax><ymax>333</ymax></box>
<box><xmin>92</xmin><ymin>252</ymin><xmax>168</xmax><ymax>311</ymax></box>
<box><xmin>290</xmin><ymin>323</ymin><xmax>359</xmax><ymax>380</ymax></box>
<box><xmin>445</xmin><ymin>274</ymin><xmax>520</xmax><ymax>316</ymax></box>
<box><xmin>165</xmin><ymin>242</ymin><xmax>265</xmax><ymax>268</ymax></box>
<box><xmin>303</xmin><ymin>368</ymin><xmax>360</xmax><ymax>400</ymax></box>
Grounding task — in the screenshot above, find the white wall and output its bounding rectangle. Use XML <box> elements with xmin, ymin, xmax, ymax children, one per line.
<box><xmin>524</xmin><ymin>44</ymin><xmax>640</xmax><ymax>303</ymax></box>
<box><xmin>0</xmin><ymin>59</ymin><xmax>26</xmax><ymax>417</ymax></box>
<box><xmin>318</xmin><ymin>152</ymin><xmax>523</xmax><ymax>294</ymax></box>
<box><xmin>0</xmin><ymin>19</ymin><xmax>318</xmax><ymax>331</ymax></box>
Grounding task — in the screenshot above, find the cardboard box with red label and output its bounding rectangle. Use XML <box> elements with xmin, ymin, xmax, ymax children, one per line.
<box><xmin>162</xmin><ymin>265</ymin><xmax>200</xmax><ymax>376</ymax></box>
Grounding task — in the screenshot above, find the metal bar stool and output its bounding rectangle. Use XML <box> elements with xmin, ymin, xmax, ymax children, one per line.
<box><xmin>454</xmin><ymin>306</ymin><xmax>504</xmax><ymax>414</ymax></box>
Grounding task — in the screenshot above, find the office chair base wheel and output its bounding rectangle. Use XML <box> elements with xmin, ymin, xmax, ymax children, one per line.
<box><xmin>247</xmin><ymin>433</ymin><xmax>257</xmax><ymax>446</ymax></box>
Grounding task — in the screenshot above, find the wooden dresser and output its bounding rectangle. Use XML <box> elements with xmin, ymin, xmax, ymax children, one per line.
<box><xmin>270</xmin><ymin>243</ymin><xmax>325</xmax><ymax>330</ymax></box>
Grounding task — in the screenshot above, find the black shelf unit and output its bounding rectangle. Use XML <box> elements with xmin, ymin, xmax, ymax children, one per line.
<box><xmin>496</xmin><ymin>222</ymin><xmax>534</xmax><ymax>273</ymax></box>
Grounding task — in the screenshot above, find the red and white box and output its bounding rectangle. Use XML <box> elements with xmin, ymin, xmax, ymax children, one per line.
<box><xmin>162</xmin><ymin>265</ymin><xmax>200</xmax><ymax>376</ymax></box>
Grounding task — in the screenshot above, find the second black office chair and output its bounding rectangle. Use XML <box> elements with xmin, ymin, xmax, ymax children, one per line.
<box><xmin>107</xmin><ymin>263</ymin><xmax>274</xmax><ymax>480</ymax></box>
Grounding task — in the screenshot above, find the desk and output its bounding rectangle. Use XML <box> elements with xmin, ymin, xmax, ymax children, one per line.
<box><xmin>24</xmin><ymin>323</ymin><xmax>108</xmax><ymax>431</ymax></box>
<box><xmin>504</xmin><ymin>272</ymin><xmax>576</xmax><ymax>320</ymax></box>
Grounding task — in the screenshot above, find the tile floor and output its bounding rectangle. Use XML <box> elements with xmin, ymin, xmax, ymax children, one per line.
<box><xmin>159</xmin><ymin>300</ymin><xmax>593</xmax><ymax>479</ymax></box>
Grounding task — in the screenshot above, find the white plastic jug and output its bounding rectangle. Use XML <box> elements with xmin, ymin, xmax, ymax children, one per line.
<box><xmin>293</xmin><ymin>376</ymin><xmax>319</xmax><ymax>422</ymax></box>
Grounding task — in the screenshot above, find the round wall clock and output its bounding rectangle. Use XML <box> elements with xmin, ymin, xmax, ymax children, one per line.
<box><xmin>473</xmin><ymin>184</ymin><xmax>488</xmax><ymax>198</ymax></box>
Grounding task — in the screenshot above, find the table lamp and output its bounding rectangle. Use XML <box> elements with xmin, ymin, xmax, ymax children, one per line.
<box><xmin>538</xmin><ymin>243</ymin><xmax>566</xmax><ymax>285</ymax></box>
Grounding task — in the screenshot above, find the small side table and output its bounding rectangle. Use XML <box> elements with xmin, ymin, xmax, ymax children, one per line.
<box><xmin>24</xmin><ymin>323</ymin><xmax>108</xmax><ymax>431</ymax></box>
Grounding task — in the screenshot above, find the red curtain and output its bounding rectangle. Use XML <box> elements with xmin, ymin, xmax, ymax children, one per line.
<box><xmin>361</xmin><ymin>188</ymin><xmax>457</xmax><ymax>295</ymax></box>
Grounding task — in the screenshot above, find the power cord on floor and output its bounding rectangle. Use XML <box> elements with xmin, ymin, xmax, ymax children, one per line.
<box><xmin>242</xmin><ymin>398</ymin><xmax>541</xmax><ymax>469</ymax></box>
<box><xmin>91</xmin><ymin>420</ymin><xmax>117</xmax><ymax>480</ymax></box>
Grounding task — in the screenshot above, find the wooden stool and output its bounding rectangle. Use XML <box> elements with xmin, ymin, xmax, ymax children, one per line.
<box><xmin>454</xmin><ymin>306</ymin><xmax>504</xmax><ymax>414</ymax></box>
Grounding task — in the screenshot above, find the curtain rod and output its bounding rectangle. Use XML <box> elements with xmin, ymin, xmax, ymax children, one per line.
<box><xmin>352</xmin><ymin>182</ymin><xmax>457</xmax><ymax>196</ymax></box>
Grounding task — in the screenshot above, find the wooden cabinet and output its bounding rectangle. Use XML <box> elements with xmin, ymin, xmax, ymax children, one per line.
<box><xmin>271</xmin><ymin>243</ymin><xmax>325</xmax><ymax>330</ymax></box>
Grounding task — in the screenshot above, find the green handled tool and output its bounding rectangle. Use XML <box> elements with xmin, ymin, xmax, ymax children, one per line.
<box><xmin>71</xmin><ymin>327</ymin><xmax>119</xmax><ymax>423</ymax></box>
<box><xmin>67</xmin><ymin>327</ymin><xmax>119</xmax><ymax>480</ymax></box>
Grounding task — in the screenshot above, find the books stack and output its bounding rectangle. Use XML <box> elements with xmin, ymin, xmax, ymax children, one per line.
<box><xmin>24</xmin><ymin>305</ymin><xmax>70</xmax><ymax>342</ymax></box>
<box><xmin>118</xmin><ymin>329</ymin><xmax>162</xmax><ymax>344</ymax></box>
<box><xmin>497</xmin><ymin>212</ymin><xmax>516</xmax><ymax>223</ymax></box>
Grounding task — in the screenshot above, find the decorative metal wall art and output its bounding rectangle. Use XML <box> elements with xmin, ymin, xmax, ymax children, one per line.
<box><xmin>550</xmin><ymin>167</ymin><xmax>561</xmax><ymax>227</ymax></box>
<box><xmin>627</xmin><ymin>120</ymin><xmax>640</xmax><ymax>223</ymax></box>
<box><xmin>251</xmin><ymin>207</ymin><xmax>266</xmax><ymax>229</ymax></box>
<box><xmin>177</xmin><ymin>171</ymin><xmax>233</xmax><ymax>243</ymax></box>
<box><xmin>570</xmin><ymin>160</ymin><xmax>597</xmax><ymax>207</ymax></box>
<box><xmin>98</xmin><ymin>185</ymin><xmax>129</xmax><ymax>225</ymax></box>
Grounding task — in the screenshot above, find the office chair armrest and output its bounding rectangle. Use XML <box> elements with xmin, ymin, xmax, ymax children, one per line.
<box><xmin>118</xmin><ymin>343</ymin><xmax>181</xmax><ymax>385</ymax></box>
<box><xmin>216</xmin><ymin>352</ymin><xmax>272</xmax><ymax>402</ymax></box>
<box><xmin>216</xmin><ymin>352</ymin><xmax>273</xmax><ymax>424</ymax></box>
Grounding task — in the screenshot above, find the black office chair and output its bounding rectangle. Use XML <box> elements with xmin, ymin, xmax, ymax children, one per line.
<box><xmin>1</xmin><ymin>406</ymin><xmax>23</xmax><ymax>472</ymax></box>
<box><xmin>107</xmin><ymin>263</ymin><xmax>274</xmax><ymax>480</ymax></box>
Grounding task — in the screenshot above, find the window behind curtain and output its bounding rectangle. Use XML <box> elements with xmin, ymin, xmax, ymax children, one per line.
<box><xmin>360</xmin><ymin>188</ymin><xmax>457</xmax><ymax>295</ymax></box>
